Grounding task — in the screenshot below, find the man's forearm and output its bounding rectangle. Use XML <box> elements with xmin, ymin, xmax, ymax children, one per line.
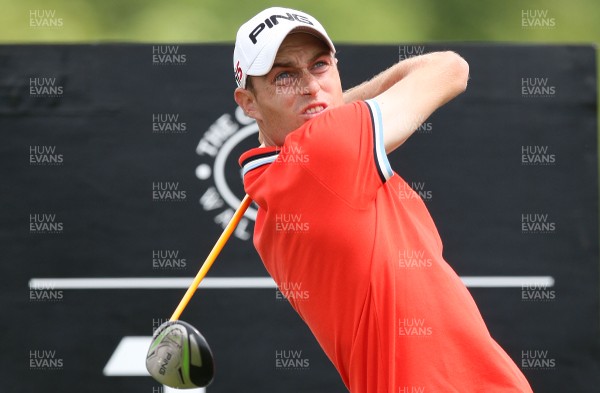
<box><xmin>342</xmin><ymin>53</ymin><xmax>441</xmax><ymax>103</ymax></box>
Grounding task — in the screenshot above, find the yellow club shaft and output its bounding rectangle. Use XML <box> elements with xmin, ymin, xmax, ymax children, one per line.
<box><xmin>170</xmin><ymin>194</ymin><xmax>252</xmax><ymax>321</ymax></box>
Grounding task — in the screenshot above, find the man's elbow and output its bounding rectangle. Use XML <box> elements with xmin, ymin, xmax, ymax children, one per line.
<box><xmin>443</xmin><ymin>51</ymin><xmax>470</xmax><ymax>94</ymax></box>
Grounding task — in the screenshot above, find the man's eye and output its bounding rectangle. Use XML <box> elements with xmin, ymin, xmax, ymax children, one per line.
<box><xmin>275</xmin><ymin>72</ymin><xmax>293</xmax><ymax>83</ymax></box>
<box><xmin>312</xmin><ymin>60</ymin><xmax>330</xmax><ymax>72</ymax></box>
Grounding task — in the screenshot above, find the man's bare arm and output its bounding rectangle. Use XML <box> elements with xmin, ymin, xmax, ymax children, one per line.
<box><xmin>342</xmin><ymin>52</ymin><xmax>469</xmax><ymax>153</ymax></box>
<box><xmin>342</xmin><ymin>58</ymin><xmax>415</xmax><ymax>104</ymax></box>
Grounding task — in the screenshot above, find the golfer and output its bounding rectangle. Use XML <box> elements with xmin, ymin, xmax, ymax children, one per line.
<box><xmin>234</xmin><ymin>7</ymin><xmax>533</xmax><ymax>392</ymax></box>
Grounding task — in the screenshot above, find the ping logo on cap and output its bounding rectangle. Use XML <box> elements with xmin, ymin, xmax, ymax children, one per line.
<box><xmin>234</xmin><ymin>60</ymin><xmax>243</xmax><ymax>86</ymax></box>
<box><xmin>248</xmin><ymin>12</ymin><xmax>314</xmax><ymax>44</ymax></box>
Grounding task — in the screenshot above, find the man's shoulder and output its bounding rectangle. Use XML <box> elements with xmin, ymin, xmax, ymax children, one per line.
<box><xmin>310</xmin><ymin>100</ymin><xmax>368</xmax><ymax>126</ymax></box>
<box><xmin>287</xmin><ymin>100</ymin><xmax>371</xmax><ymax>140</ymax></box>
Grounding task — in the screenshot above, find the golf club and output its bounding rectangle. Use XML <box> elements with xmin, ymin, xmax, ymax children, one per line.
<box><xmin>146</xmin><ymin>194</ymin><xmax>252</xmax><ymax>389</ymax></box>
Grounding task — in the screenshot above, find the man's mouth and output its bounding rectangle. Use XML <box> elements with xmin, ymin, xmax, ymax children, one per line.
<box><xmin>302</xmin><ymin>104</ymin><xmax>327</xmax><ymax>115</ymax></box>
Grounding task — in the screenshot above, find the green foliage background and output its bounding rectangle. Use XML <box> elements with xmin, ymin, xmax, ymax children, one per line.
<box><xmin>1</xmin><ymin>0</ymin><xmax>597</xmax><ymax>44</ymax></box>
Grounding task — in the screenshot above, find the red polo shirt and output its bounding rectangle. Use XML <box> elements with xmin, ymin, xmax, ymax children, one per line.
<box><xmin>239</xmin><ymin>100</ymin><xmax>532</xmax><ymax>393</ymax></box>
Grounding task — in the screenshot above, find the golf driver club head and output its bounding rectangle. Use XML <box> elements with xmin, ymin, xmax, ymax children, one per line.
<box><xmin>146</xmin><ymin>320</ymin><xmax>215</xmax><ymax>388</ymax></box>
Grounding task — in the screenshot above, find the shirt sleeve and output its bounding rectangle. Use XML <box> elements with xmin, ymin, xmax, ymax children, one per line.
<box><xmin>285</xmin><ymin>100</ymin><xmax>394</xmax><ymax>207</ymax></box>
<box><xmin>365</xmin><ymin>99</ymin><xmax>394</xmax><ymax>183</ymax></box>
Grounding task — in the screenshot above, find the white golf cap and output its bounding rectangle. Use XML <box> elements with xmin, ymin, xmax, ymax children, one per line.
<box><xmin>233</xmin><ymin>7</ymin><xmax>335</xmax><ymax>88</ymax></box>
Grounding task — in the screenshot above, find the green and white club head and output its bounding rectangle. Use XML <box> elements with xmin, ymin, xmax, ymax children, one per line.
<box><xmin>146</xmin><ymin>320</ymin><xmax>215</xmax><ymax>388</ymax></box>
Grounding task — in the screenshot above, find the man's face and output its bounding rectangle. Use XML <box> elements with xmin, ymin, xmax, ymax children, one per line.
<box><xmin>236</xmin><ymin>32</ymin><xmax>344</xmax><ymax>146</ymax></box>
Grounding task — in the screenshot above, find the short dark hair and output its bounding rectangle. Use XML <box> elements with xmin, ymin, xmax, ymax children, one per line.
<box><xmin>245</xmin><ymin>76</ymin><xmax>255</xmax><ymax>93</ymax></box>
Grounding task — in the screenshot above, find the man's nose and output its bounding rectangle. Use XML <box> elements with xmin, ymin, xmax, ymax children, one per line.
<box><xmin>301</xmin><ymin>71</ymin><xmax>320</xmax><ymax>96</ymax></box>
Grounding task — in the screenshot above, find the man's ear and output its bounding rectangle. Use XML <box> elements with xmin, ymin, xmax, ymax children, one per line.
<box><xmin>234</xmin><ymin>87</ymin><xmax>262</xmax><ymax>121</ymax></box>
